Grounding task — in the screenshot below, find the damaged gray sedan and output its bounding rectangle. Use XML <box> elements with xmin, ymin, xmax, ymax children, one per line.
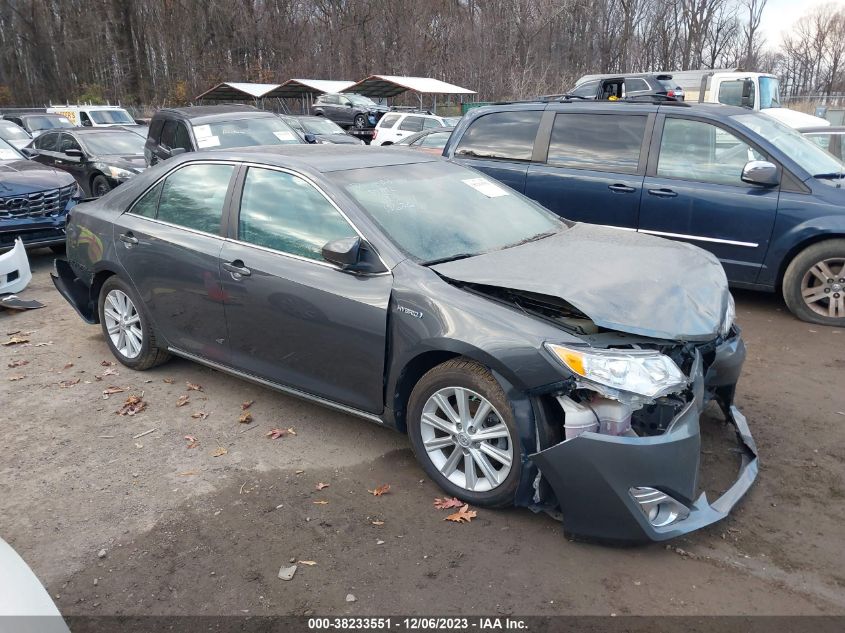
<box><xmin>52</xmin><ymin>146</ymin><xmax>757</xmax><ymax>543</ymax></box>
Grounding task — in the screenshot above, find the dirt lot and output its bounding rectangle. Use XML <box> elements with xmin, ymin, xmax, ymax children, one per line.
<box><xmin>1</xmin><ymin>249</ymin><xmax>844</xmax><ymax>618</ymax></box>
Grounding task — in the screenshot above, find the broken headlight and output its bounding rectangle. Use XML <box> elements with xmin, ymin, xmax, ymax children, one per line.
<box><xmin>721</xmin><ymin>293</ymin><xmax>736</xmax><ymax>337</ymax></box>
<box><xmin>545</xmin><ymin>343</ymin><xmax>687</xmax><ymax>399</ymax></box>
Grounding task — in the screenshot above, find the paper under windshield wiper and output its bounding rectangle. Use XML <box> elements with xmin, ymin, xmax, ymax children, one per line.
<box><xmin>421</xmin><ymin>253</ymin><xmax>478</xmax><ymax>266</ymax></box>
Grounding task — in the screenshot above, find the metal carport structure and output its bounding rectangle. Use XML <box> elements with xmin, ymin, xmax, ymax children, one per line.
<box><xmin>263</xmin><ymin>79</ymin><xmax>356</xmax><ymax>113</ymax></box>
<box><xmin>341</xmin><ymin>75</ymin><xmax>476</xmax><ymax>111</ymax></box>
<box><xmin>194</xmin><ymin>82</ymin><xmax>281</xmax><ymax>103</ymax></box>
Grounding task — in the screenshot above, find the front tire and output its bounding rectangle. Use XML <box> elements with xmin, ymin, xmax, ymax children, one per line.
<box><xmin>92</xmin><ymin>174</ymin><xmax>111</xmax><ymax>197</ymax></box>
<box><xmin>407</xmin><ymin>358</ymin><xmax>521</xmax><ymax>507</ymax></box>
<box><xmin>98</xmin><ymin>276</ymin><xmax>170</xmax><ymax>370</ymax></box>
<box><xmin>783</xmin><ymin>239</ymin><xmax>845</xmax><ymax>326</ymax></box>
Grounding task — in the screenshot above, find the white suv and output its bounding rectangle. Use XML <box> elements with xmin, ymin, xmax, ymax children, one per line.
<box><xmin>371</xmin><ymin>111</ymin><xmax>453</xmax><ymax>146</ymax></box>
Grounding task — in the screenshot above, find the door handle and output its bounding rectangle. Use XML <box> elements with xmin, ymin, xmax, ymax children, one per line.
<box><xmin>119</xmin><ymin>232</ymin><xmax>139</xmax><ymax>246</ymax></box>
<box><xmin>647</xmin><ymin>188</ymin><xmax>678</xmax><ymax>198</ymax></box>
<box><xmin>608</xmin><ymin>184</ymin><xmax>636</xmax><ymax>193</ymax></box>
<box><xmin>222</xmin><ymin>260</ymin><xmax>251</xmax><ymax>278</ymax></box>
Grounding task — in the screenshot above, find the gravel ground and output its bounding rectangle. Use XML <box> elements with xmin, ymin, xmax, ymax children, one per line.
<box><xmin>1</xmin><ymin>249</ymin><xmax>844</xmax><ymax>617</ymax></box>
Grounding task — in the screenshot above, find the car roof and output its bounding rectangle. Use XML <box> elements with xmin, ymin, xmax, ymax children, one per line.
<box><xmin>154</xmin><ymin>105</ymin><xmax>269</xmax><ymax>124</ymax></box>
<box><xmin>476</xmin><ymin>99</ymin><xmax>750</xmax><ymax>118</ymax></box>
<box><xmin>65</xmin><ymin>127</ymin><xmax>140</xmax><ymax>136</ymax></box>
<box><xmin>21</xmin><ymin>113</ymin><xmax>68</xmax><ymax>119</ymax></box>
<box><xmin>175</xmin><ymin>144</ymin><xmax>438</xmax><ymax>173</ymax></box>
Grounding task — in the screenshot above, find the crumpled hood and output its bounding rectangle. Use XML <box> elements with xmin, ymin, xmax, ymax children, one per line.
<box><xmin>0</xmin><ymin>160</ymin><xmax>76</xmax><ymax>194</ymax></box>
<box><xmin>432</xmin><ymin>223</ymin><xmax>731</xmax><ymax>341</ymax></box>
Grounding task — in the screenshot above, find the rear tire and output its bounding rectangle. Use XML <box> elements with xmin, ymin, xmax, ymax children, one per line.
<box><xmin>783</xmin><ymin>239</ymin><xmax>845</xmax><ymax>326</ymax></box>
<box><xmin>98</xmin><ymin>276</ymin><xmax>170</xmax><ymax>370</ymax></box>
<box><xmin>353</xmin><ymin>113</ymin><xmax>367</xmax><ymax>129</ymax></box>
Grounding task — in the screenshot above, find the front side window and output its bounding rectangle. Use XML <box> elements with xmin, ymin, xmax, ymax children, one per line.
<box><xmin>59</xmin><ymin>133</ymin><xmax>82</xmax><ymax>153</ymax></box>
<box><xmin>718</xmin><ymin>80</ymin><xmax>755</xmax><ymax>108</ymax></box>
<box><xmin>419</xmin><ymin>131</ymin><xmax>452</xmax><ymax>148</ymax></box>
<box><xmin>173</xmin><ymin>123</ymin><xmax>192</xmax><ymax>151</ymax></box>
<box><xmin>657</xmin><ymin>118</ymin><xmax>764</xmax><ymax>186</ymax></box>
<box><xmin>399</xmin><ymin>116</ymin><xmax>424</xmax><ymax>133</ymax></box>
<box><xmin>570</xmin><ymin>81</ymin><xmax>598</xmax><ymax>98</ymax></box>
<box><xmin>238</xmin><ymin>167</ymin><xmax>356</xmax><ymax>261</ymax></box>
<box><xmin>129</xmin><ymin>181</ymin><xmax>164</xmax><ymax>218</ymax></box>
<box><xmin>34</xmin><ymin>132</ymin><xmax>59</xmax><ymax>151</ymax></box>
<box><xmin>156</xmin><ymin>163</ymin><xmax>234</xmax><ymax>233</ymax></box>
<box><xmin>547</xmin><ymin>113</ymin><xmax>646</xmax><ymax>173</ymax></box>
<box><xmin>454</xmin><ymin>110</ymin><xmax>542</xmax><ymax>161</ymax></box>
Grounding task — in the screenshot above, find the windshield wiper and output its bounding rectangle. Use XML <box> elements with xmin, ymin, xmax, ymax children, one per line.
<box><xmin>813</xmin><ymin>172</ymin><xmax>845</xmax><ymax>179</ymax></box>
<box><xmin>421</xmin><ymin>253</ymin><xmax>478</xmax><ymax>266</ymax></box>
<box><xmin>506</xmin><ymin>230</ymin><xmax>558</xmax><ymax>248</ymax></box>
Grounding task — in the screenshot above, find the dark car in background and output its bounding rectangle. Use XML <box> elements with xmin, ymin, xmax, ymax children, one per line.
<box><xmin>444</xmin><ymin>100</ymin><xmax>845</xmax><ymax>326</ymax></box>
<box><xmin>395</xmin><ymin>126</ymin><xmax>454</xmax><ymax>155</ymax></box>
<box><xmin>279</xmin><ymin>115</ymin><xmax>364</xmax><ymax>144</ymax></box>
<box><xmin>311</xmin><ymin>93</ymin><xmax>388</xmax><ymax>129</ymax></box>
<box><xmin>0</xmin><ymin>137</ymin><xmax>79</xmax><ymax>251</ymax></box>
<box><xmin>0</xmin><ymin>120</ymin><xmax>33</xmax><ymax>150</ymax></box>
<box><xmin>568</xmin><ymin>73</ymin><xmax>684</xmax><ymax>101</ymax></box>
<box><xmin>52</xmin><ymin>145</ymin><xmax>755</xmax><ymax>544</ymax></box>
<box><xmin>27</xmin><ymin>127</ymin><xmax>146</xmax><ymax>197</ymax></box>
<box><xmin>144</xmin><ymin>105</ymin><xmax>303</xmax><ymax>166</ymax></box>
<box><xmin>2</xmin><ymin>113</ymin><xmax>75</xmax><ymax>138</ymax></box>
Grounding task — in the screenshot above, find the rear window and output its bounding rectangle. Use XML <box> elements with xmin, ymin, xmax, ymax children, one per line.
<box><xmin>378</xmin><ymin>114</ymin><xmax>400</xmax><ymax>129</ymax></box>
<box><xmin>455</xmin><ymin>110</ymin><xmax>542</xmax><ymax>161</ymax></box>
<box><xmin>546</xmin><ymin>113</ymin><xmax>646</xmax><ymax>173</ymax></box>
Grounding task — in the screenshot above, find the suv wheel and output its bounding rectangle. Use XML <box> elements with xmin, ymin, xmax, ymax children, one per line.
<box><xmin>353</xmin><ymin>113</ymin><xmax>367</xmax><ymax>129</ymax></box>
<box><xmin>407</xmin><ymin>358</ymin><xmax>521</xmax><ymax>507</ymax></box>
<box><xmin>98</xmin><ymin>276</ymin><xmax>170</xmax><ymax>370</ymax></box>
<box><xmin>92</xmin><ymin>174</ymin><xmax>111</xmax><ymax>197</ymax></box>
<box><xmin>783</xmin><ymin>239</ymin><xmax>845</xmax><ymax>326</ymax></box>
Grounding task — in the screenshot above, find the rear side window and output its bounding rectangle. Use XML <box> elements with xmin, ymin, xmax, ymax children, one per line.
<box><xmin>625</xmin><ymin>78</ymin><xmax>649</xmax><ymax>92</ymax></box>
<box><xmin>546</xmin><ymin>113</ymin><xmax>646</xmax><ymax>173</ymax></box>
<box><xmin>130</xmin><ymin>181</ymin><xmax>164</xmax><ymax>219</ymax></box>
<box><xmin>156</xmin><ymin>163</ymin><xmax>234</xmax><ymax>233</ymax></box>
<box><xmin>422</xmin><ymin>118</ymin><xmax>441</xmax><ymax>129</ymax></box>
<box><xmin>399</xmin><ymin>116</ymin><xmax>424</xmax><ymax>132</ymax></box>
<box><xmin>378</xmin><ymin>114</ymin><xmax>400</xmax><ymax>129</ymax></box>
<box><xmin>455</xmin><ymin>110</ymin><xmax>542</xmax><ymax>161</ymax></box>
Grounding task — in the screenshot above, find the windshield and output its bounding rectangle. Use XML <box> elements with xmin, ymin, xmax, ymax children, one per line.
<box><xmin>0</xmin><ymin>121</ymin><xmax>30</xmax><ymax>140</ymax></box>
<box><xmin>347</xmin><ymin>95</ymin><xmax>377</xmax><ymax>107</ymax></box>
<box><xmin>81</xmin><ymin>131</ymin><xmax>146</xmax><ymax>155</ymax></box>
<box><xmin>758</xmin><ymin>77</ymin><xmax>780</xmax><ymax>110</ymax></box>
<box><xmin>89</xmin><ymin>109</ymin><xmax>135</xmax><ymax>124</ymax></box>
<box><xmin>0</xmin><ymin>136</ymin><xmax>23</xmax><ymax>160</ymax></box>
<box><xmin>329</xmin><ymin>161</ymin><xmax>565</xmax><ymax>263</ymax></box>
<box><xmin>733</xmin><ymin>113</ymin><xmax>845</xmax><ymax>177</ymax></box>
<box><xmin>28</xmin><ymin>115</ymin><xmax>73</xmax><ymax>130</ymax></box>
<box><xmin>195</xmin><ymin>117</ymin><xmax>302</xmax><ymax>149</ymax></box>
<box><xmin>302</xmin><ymin>118</ymin><xmax>345</xmax><ymax>135</ymax></box>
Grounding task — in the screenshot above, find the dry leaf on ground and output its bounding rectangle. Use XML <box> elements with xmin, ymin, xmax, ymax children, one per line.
<box><xmin>371</xmin><ymin>520</ymin><xmax>385</xmax><ymax>526</ymax></box>
<box><xmin>191</xmin><ymin>411</ymin><xmax>209</xmax><ymax>420</ymax></box>
<box><xmin>7</xmin><ymin>359</ymin><xmax>28</xmax><ymax>368</ymax></box>
<box><xmin>101</xmin><ymin>360</ymin><xmax>115</xmax><ymax>367</ymax></box>
<box><xmin>238</xmin><ymin>411</ymin><xmax>253</xmax><ymax>424</ymax></box>
<box><xmin>186</xmin><ymin>382</ymin><xmax>203</xmax><ymax>391</ymax></box>
<box><xmin>184</xmin><ymin>435</ymin><xmax>199</xmax><ymax>449</ymax></box>
<box><xmin>176</xmin><ymin>394</ymin><xmax>190</xmax><ymax>407</ymax></box>
<box><xmin>211</xmin><ymin>446</ymin><xmax>228</xmax><ymax>457</ymax></box>
<box><xmin>62</xmin><ymin>362</ymin><xmax>74</xmax><ymax>370</ymax></box>
<box><xmin>444</xmin><ymin>504</ymin><xmax>477</xmax><ymax>523</ymax></box>
<box><xmin>8</xmin><ymin>374</ymin><xmax>25</xmax><ymax>381</ymax></box>
<box><xmin>2</xmin><ymin>336</ymin><xmax>29</xmax><ymax>346</ymax></box>
<box><xmin>116</xmin><ymin>395</ymin><xmax>147</xmax><ymax>416</ymax></box>
<box><xmin>241</xmin><ymin>400</ymin><xmax>254</xmax><ymax>410</ymax></box>
<box><xmin>266</xmin><ymin>427</ymin><xmax>295</xmax><ymax>439</ymax></box>
<box><xmin>433</xmin><ymin>497</ymin><xmax>464</xmax><ymax>510</ymax></box>
<box><xmin>59</xmin><ymin>378</ymin><xmax>81</xmax><ymax>388</ymax></box>
<box><xmin>95</xmin><ymin>367</ymin><xmax>119</xmax><ymax>381</ymax></box>
<box><xmin>316</xmin><ymin>482</ymin><xmax>330</xmax><ymax>490</ymax></box>
<box><xmin>312</xmin><ymin>500</ymin><xmax>329</xmax><ymax>505</ymax></box>
<box><xmin>102</xmin><ymin>386</ymin><xmax>126</xmax><ymax>396</ymax></box>
<box><xmin>163</xmin><ymin>378</ymin><xmax>174</xmax><ymax>384</ymax></box>
<box><xmin>368</xmin><ymin>484</ymin><xmax>391</xmax><ymax>496</ymax></box>
<box><xmin>298</xmin><ymin>560</ymin><xmax>317</xmax><ymax>566</ymax></box>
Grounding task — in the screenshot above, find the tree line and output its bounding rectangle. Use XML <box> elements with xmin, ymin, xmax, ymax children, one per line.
<box><xmin>0</xmin><ymin>0</ymin><xmax>842</xmax><ymax>108</ymax></box>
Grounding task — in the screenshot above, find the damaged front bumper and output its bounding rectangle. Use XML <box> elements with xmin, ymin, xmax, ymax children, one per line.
<box><xmin>530</xmin><ymin>338</ymin><xmax>758</xmax><ymax>543</ymax></box>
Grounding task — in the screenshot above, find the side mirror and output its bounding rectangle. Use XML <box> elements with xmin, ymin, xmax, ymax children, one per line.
<box><xmin>64</xmin><ymin>148</ymin><xmax>84</xmax><ymax>158</ymax></box>
<box><xmin>170</xmin><ymin>147</ymin><xmax>187</xmax><ymax>156</ymax></box>
<box><xmin>741</xmin><ymin>160</ymin><xmax>779</xmax><ymax>187</ymax></box>
<box><xmin>346</xmin><ymin>102</ymin><xmax>354</xmax><ymax>108</ymax></box>
<box><xmin>303</xmin><ymin>133</ymin><xmax>318</xmax><ymax>144</ymax></box>
<box><xmin>19</xmin><ymin>148</ymin><xmax>35</xmax><ymax>158</ymax></box>
<box><xmin>322</xmin><ymin>236</ymin><xmax>361</xmax><ymax>268</ymax></box>
<box><xmin>81</xmin><ymin>119</ymin><xmax>92</xmax><ymax>127</ymax></box>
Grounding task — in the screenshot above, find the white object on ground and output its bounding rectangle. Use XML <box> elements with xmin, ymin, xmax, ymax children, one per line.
<box><xmin>0</xmin><ymin>537</ymin><xmax>70</xmax><ymax>631</ymax></box>
<box><xmin>0</xmin><ymin>238</ymin><xmax>32</xmax><ymax>295</ymax></box>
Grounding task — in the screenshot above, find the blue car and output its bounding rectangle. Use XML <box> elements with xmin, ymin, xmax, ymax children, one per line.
<box><xmin>444</xmin><ymin>99</ymin><xmax>845</xmax><ymax>327</ymax></box>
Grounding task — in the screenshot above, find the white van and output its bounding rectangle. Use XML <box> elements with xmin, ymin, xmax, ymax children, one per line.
<box><xmin>46</xmin><ymin>105</ymin><xmax>136</xmax><ymax>128</ymax></box>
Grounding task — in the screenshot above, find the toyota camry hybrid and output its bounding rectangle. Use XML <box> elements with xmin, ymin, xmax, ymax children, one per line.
<box><xmin>51</xmin><ymin>146</ymin><xmax>757</xmax><ymax>543</ymax></box>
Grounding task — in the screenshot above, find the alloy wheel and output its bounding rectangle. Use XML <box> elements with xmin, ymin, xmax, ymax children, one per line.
<box><xmin>801</xmin><ymin>257</ymin><xmax>845</xmax><ymax>319</ymax></box>
<box><xmin>103</xmin><ymin>289</ymin><xmax>143</xmax><ymax>359</ymax></box>
<box><xmin>420</xmin><ymin>387</ymin><xmax>513</xmax><ymax>493</ymax></box>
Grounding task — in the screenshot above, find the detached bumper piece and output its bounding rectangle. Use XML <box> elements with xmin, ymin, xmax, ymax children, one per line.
<box><xmin>530</xmin><ymin>345</ymin><xmax>758</xmax><ymax>543</ymax></box>
<box><xmin>0</xmin><ymin>238</ymin><xmax>32</xmax><ymax>295</ymax></box>
<box><xmin>50</xmin><ymin>258</ymin><xmax>97</xmax><ymax>323</ymax></box>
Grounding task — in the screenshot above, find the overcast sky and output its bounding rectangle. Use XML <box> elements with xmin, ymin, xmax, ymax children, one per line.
<box><xmin>759</xmin><ymin>0</ymin><xmax>845</xmax><ymax>47</ymax></box>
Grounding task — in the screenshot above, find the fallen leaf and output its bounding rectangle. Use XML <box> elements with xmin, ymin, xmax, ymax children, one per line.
<box><xmin>8</xmin><ymin>374</ymin><xmax>25</xmax><ymax>381</ymax></box>
<box><xmin>266</xmin><ymin>428</ymin><xmax>291</xmax><ymax>439</ymax></box>
<box><xmin>176</xmin><ymin>394</ymin><xmax>190</xmax><ymax>407</ymax></box>
<box><xmin>241</xmin><ymin>400</ymin><xmax>254</xmax><ymax>410</ymax></box>
<box><xmin>316</xmin><ymin>482</ymin><xmax>330</xmax><ymax>490</ymax></box>
<box><xmin>102</xmin><ymin>386</ymin><xmax>126</xmax><ymax>396</ymax></box>
<box><xmin>2</xmin><ymin>336</ymin><xmax>29</xmax><ymax>346</ymax></box>
<box><xmin>433</xmin><ymin>497</ymin><xmax>464</xmax><ymax>510</ymax></box>
<box><xmin>295</xmin><ymin>469</ymin><xmax>304</xmax><ymax>474</ymax></box>
<box><xmin>238</xmin><ymin>411</ymin><xmax>253</xmax><ymax>424</ymax></box>
<box><xmin>368</xmin><ymin>484</ymin><xmax>390</xmax><ymax>496</ymax></box>
<box><xmin>116</xmin><ymin>394</ymin><xmax>147</xmax><ymax>416</ymax></box>
<box><xmin>444</xmin><ymin>504</ymin><xmax>477</xmax><ymax>524</ymax></box>
<box><xmin>34</xmin><ymin>342</ymin><xmax>53</xmax><ymax>347</ymax></box>
<box><xmin>298</xmin><ymin>560</ymin><xmax>317</xmax><ymax>566</ymax></box>
<box><xmin>312</xmin><ymin>500</ymin><xmax>329</xmax><ymax>505</ymax></box>
<box><xmin>371</xmin><ymin>520</ymin><xmax>385</xmax><ymax>526</ymax></box>
<box><xmin>101</xmin><ymin>360</ymin><xmax>116</xmax><ymax>367</ymax></box>
<box><xmin>211</xmin><ymin>446</ymin><xmax>228</xmax><ymax>457</ymax></box>
<box><xmin>184</xmin><ymin>435</ymin><xmax>199</xmax><ymax>449</ymax></box>
<box><xmin>62</xmin><ymin>362</ymin><xmax>74</xmax><ymax>370</ymax></box>
<box><xmin>59</xmin><ymin>378</ymin><xmax>81</xmax><ymax>388</ymax></box>
<box><xmin>179</xmin><ymin>470</ymin><xmax>199</xmax><ymax>476</ymax></box>
<box><xmin>191</xmin><ymin>411</ymin><xmax>209</xmax><ymax>420</ymax></box>
<box><xmin>7</xmin><ymin>359</ymin><xmax>28</xmax><ymax>368</ymax></box>
<box><xmin>186</xmin><ymin>382</ymin><xmax>203</xmax><ymax>391</ymax></box>
<box><xmin>95</xmin><ymin>367</ymin><xmax>119</xmax><ymax>381</ymax></box>
<box><xmin>163</xmin><ymin>378</ymin><xmax>174</xmax><ymax>384</ymax></box>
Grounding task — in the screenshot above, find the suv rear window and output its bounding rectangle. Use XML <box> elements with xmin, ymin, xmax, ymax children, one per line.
<box><xmin>546</xmin><ymin>113</ymin><xmax>646</xmax><ymax>173</ymax></box>
<box><xmin>455</xmin><ymin>110</ymin><xmax>542</xmax><ymax>161</ymax></box>
<box><xmin>378</xmin><ymin>114</ymin><xmax>400</xmax><ymax>129</ymax></box>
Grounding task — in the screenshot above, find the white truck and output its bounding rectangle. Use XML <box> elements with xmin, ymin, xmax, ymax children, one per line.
<box><xmin>574</xmin><ymin>69</ymin><xmax>829</xmax><ymax>129</ymax></box>
<box><xmin>46</xmin><ymin>104</ymin><xmax>136</xmax><ymax>127</ymax></box>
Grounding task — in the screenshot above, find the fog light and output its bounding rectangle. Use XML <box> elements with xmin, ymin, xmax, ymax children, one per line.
<box><xmin>630</xmin><ymin>487</ymin><xmax>690</xmax><ymax>527</ymax></box>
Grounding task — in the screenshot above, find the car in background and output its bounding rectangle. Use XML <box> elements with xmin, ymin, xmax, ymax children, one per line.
<box><xmin>801</xmin><ymin>126</ymin><xmax>845</xmax><ymax>161</ymax></box>
<box><xmin>144</xmin><ymin>105</ymin><xmax>303</xmax><ymax>166</ymax></box>
<box><xmin>371</xmin><ymin>111</ymin><xmax>453</xmax><ymax>146</ymax></box>
<box><xmin>311</xmin><ymin>93</ymin><xmax>388</xmax><ymax>129</ymax></box>
<box><xmin>2</xmin><ymin>113</ymin><xmax>75</xmax><ymax>138</ymax></box>
<box><xmin>52</xmin><ymin>145</ymin><xmax>755</xmax><ymax>544</ymax></box>
<box><xmin>47</xmin><ymin>104</ymin><xmax>137</xmax><ymax>127</ymax></box>
<box><xmin>280</xmin><ymin>115</ymin><xmax>364</xmax><ymax>144</ymax></box>
<box><xmin>568</xmin><ymin>73</ymin><xmax>684</xmax><ymax>101</ymax></box>
<box><xmin>395</xmin><ymin>126</ymin><xmax>454</xmax><ymax>155</ymax></box>
<box><xmin>444</xmin><ymin>100</ymin><xmax>845</xmax><ymax>326</ymax></box>
<box><xmin>27</xmin><ymin>127</ymin><xmax>146</xmax><ymax>197</ymax></box>
<box><xmin>0</xmin><ymin>119</ymin><xmax>32</xmax><ymax>149</ymax></box>
<box><xmin>0</xmin><ymin>136</ymin><xmax>79</xmax><ymax>252</ymax></box>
